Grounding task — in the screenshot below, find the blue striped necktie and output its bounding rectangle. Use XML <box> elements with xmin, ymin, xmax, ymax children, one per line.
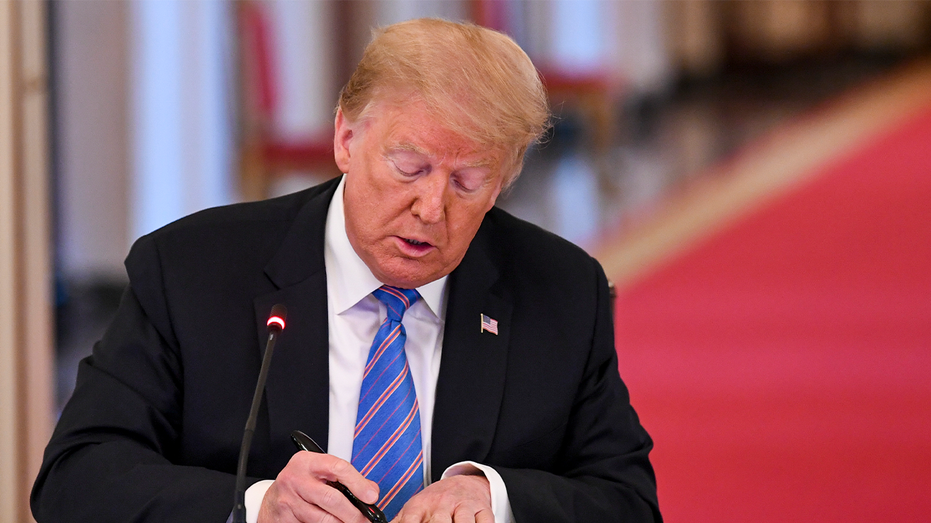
<box><xmin>352</xmin><ymin>285</ymin><xmax>424</xmax><ymax>519</ymax></box>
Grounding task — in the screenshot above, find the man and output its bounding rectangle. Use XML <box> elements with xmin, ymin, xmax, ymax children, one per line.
<box><xmin>32</xmin><ymin>18</ymin><xmax>660</xmax><ymax>523</ymax></box>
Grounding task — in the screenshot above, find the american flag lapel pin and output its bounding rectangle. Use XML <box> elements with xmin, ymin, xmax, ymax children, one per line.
<box><xmin>480</xmin><ymin>313</ymin><xmax>499</xmax><ymax>335</ymax></box>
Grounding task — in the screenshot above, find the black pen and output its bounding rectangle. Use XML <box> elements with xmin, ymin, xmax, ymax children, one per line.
<box><xmin>290</xmin><ymin>430</ymin><xmax>388</xmax><ymax>523</ymax></box>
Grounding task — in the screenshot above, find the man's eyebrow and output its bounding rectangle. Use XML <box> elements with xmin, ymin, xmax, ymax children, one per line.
<box><xmin>386</xmin><ymin>143</ymin><xmax>429</xmax><ymax>157</ymax></box>
<box><xmin>387</xmin><ymin>143</ymin><xmax>496</xmax><ymax>169</ymax></box>
<box><xmin>454</xmin><ymin>153</ymin><xmax>496</xmax><ymax>169</ymax></box>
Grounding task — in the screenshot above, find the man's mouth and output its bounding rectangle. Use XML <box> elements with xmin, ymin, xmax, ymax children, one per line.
<box><xmin>397</xmin><ymin>236</ymin><xmax>434</xmax><ymax>256</ymax></box>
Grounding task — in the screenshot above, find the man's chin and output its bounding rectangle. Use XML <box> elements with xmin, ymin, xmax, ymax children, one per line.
<box><xmin>373</xmin><ymin>259</ymin><xmax>448</xmax><ymax>289</ymax></box>
<box><xmin>377</xmin><ymin>274</ymin><xmax>435</xmax><ymax>290</ymax></box>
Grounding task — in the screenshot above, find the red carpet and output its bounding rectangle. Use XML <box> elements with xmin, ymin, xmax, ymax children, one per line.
<box><xmin>614</xmin><ymin>102</ymin><xmax>931</xmax><ymax>521</ymax></box>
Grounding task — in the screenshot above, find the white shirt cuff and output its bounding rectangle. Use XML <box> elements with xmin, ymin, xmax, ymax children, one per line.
<box><xmin>244</xmin><ymin>479</ymin><xmax>274</xmax><ymax>523</ymax></box>
<box><xmin>441</xmin><ymin>461</ymin><xmax>514</xmax><ymax>523</ymax></box>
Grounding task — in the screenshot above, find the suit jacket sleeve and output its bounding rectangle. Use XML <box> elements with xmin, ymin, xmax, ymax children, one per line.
<box><xmin>32</xmin><ymin>180</ymin><xmax>338</xmax><ymax>523</ymax></box>
<box><xmin>494</xmin><ymin>258</ymin><xmax>660</xmax><ymax>522</ymax></box>
<box><xmin>31</xmin><ymin>233</ymin><xmax>249</xmax><ymax>522</ymax></box>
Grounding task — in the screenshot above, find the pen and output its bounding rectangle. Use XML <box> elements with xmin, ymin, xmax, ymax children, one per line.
<box><xmin>290</xmin><ymin>430</ymin><xmax>388</xmax><ymax>523</ymax></box>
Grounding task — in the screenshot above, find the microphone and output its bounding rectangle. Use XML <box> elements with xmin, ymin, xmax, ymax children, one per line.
<box><xmin>233</xmin><ymin>304</ymin><xmax>288</xmax><ymax>523</ymax></box>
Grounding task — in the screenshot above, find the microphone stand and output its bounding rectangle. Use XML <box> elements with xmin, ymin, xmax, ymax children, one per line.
<box><xmin>232</xmin><ymin>305</ymin><xmax>287</xmax><ymax>523</ymax></box>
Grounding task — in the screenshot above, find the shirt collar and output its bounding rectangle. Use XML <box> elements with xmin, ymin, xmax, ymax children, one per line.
<box><xmin>324</xmin><ymin>176</ymin><xmax>447</xmax><ymax>318</ymax></box>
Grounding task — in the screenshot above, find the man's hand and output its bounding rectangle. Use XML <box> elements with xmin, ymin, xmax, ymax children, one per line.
<box><xmin>257</xmin><ymin>451</ymin><xmax>379</xmax><ymax>523</ymax></box>
<box><xmin>392</xmin><ymin>475</ymin><xmax>493</xmax><ymax>523</ymax></box>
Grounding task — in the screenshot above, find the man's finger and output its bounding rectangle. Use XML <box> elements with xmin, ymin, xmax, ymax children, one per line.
<box><xmin>471</xmin><ymin>508</ymin><xmax>495</xmax><ymax>523</ymax></box>
<box><xmin>260</xmin><ymin>452</ymin><xmax>378</xmax><ymax>523</ymax></box>
<box><xmin>451</xmin><ymin>502</ymin><xmax>492</xmax><ymax>523</ymax></box>
<box><xmin>300</xmin><ymin>452</ymin><xmax>380</xmax><ymax>506</ymax></box>
<box><xmin>393</xmin><ymin>507</ymin><xmax>452</xmax><ymax>523</ymax></box>
<box><xmin>390</xmin><ymin>475</ymin><xmax>493</xmax><ymax>523</ymax></box>
<box><xmin>290</xmin><ymin>451</ymin><xmax>380</xmax><ymax>506</ymax></box>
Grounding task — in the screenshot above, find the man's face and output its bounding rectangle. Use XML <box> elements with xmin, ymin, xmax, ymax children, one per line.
<box><xmin>334</xmin><ymin>99</ymin><xmax>507</xmax><ymax>289</ymax></box>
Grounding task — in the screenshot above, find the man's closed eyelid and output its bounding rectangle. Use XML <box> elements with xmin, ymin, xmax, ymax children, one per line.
<box><xmin>391</xmin><ymin>160</ymin><xmax>426</xmax><ymax>176</ymax></box>
<box><xmin>454</xmin><ymin>178</ymin><xmax>479</xmax><ymax>193</ymax></box>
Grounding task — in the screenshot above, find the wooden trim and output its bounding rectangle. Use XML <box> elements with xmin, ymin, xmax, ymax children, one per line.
<box><xmin>20</xmin><ymin>3</ymin><xmax>54</xmax><ymax>521</ymax></box>
<box><xmin>0</xmin><ymin>1</ymin><xmax>54</xmax><ymax>521</ymax></box>
<box><xmin>0</xmin><ymin>2</ymin><xmax>25</xmax><ymax>519</ymax></box>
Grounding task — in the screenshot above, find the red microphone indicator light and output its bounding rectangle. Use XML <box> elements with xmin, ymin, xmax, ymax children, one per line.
<box><xmin>267</xmin><ymin>304</ymin><xmax>287</xmax><ymax>330</ymax></box>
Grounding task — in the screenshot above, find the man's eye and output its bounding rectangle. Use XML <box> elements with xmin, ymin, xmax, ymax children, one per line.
<box><xmin>392</xmin><ymin>162</ymin><xmax>423</xmax><ymax>176</ymax></box>
<box><xmin>453</xmin><ymin>176</ymin><xmax>480</xmax><ymax>193</ymax></box>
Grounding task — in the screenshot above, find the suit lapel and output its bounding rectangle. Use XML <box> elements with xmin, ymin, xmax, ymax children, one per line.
<box><xmin>431</xmin><ymin>228</ymin><xmax>512</xmax><ymax>481</ymax></box>
<box><xmin>254</xmin><ymin>179</ymin><xmax>339</xmax><ymax>462</ymax></box>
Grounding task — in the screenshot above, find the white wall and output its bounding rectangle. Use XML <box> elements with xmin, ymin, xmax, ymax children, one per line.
<box><xmin>54</xmin><ymin>1</ymin><xmax>130</xmax><ymax>282</ymax></box>
<box><xmin>55</xmin><ymin>0</ymin><xmax>239</xmax><ymax>282</ymax></box>
<box><xmin>376</xmin><ymin>0</ymin><xmax>467</xmax><ymax>25</ymax></box>
<box><xmin>267</xmin><ymin>0</ymin><xmax>337</xmax><ymax>142</ymax></box>
<box><xmin>129</xmin><ymin>0</ymin><xmax>236</xmax><ymax>241</ymax></box>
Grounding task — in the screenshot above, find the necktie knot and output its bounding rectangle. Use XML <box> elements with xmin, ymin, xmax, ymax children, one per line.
<box><xmin>372</xmin><ymin>285</ymin><xmax>420</xmax><ymax>323</ymax></box>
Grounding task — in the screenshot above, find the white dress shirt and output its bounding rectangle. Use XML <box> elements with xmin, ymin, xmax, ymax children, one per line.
<box><xmin>244</xmin><ymin>178</ymin><xmax>513</xmax><ymax>522</ymax></box>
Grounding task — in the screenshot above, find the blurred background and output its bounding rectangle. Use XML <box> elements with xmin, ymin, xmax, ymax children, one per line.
<box><xmin>2</xmin><ymin>1</ymin><xmax>930</xmax><ymax>522</ymax></box>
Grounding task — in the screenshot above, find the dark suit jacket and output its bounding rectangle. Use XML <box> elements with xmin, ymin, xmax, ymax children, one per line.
<box><xmin>32</xmin><ymin>176</ymin><xmax>660</xmax><ymax>522</ymax></box>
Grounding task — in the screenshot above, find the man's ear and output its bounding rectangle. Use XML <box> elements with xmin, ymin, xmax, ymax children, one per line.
<box><xmin>333</xmin><ymin>107</ymin><xmax>353</xmax><ymax>173</ymax></box>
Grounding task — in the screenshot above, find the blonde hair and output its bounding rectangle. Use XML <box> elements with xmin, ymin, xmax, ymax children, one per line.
<box><xmin>339</xmin><ymin>18</ymin><xmax>550</xmax><ymax>186</ymax></box>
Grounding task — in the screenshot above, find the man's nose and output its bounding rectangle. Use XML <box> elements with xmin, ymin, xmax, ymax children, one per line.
<box><xmin>411</xmin><ymin>174</ymin><xmax>447</xmax><ymax>223</ymax></box>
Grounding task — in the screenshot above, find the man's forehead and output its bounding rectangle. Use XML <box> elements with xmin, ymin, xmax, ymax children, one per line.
<box><xmin>358</xmin><ymin>94</ymin><xmax>515</xmax><ymax>174</ymax></box>
<box><xmin>375</xmin><ymin>116</ymin><xmax>500</xmax><ymax>168</ymax></box>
